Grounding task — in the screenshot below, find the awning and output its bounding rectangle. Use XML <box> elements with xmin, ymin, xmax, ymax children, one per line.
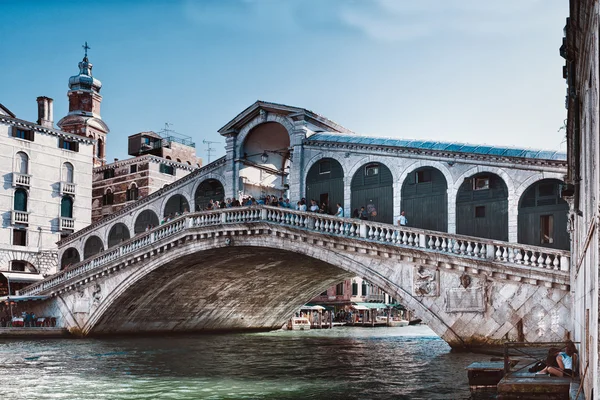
<box><xmin>351</xmin><ymin>304</ymin><xmax>370</xmax><ymax>311</ymax></box>
<box><xmin>0</xmin><ymin>272</ymin><xmax>45</xmax><ymax>283</ymax></box>
<box><xmin>300</xmin><ymin>305</ymin><xmax>326</xmax><ymax>311</ymax></box>
<box><xmin>0</xmin><ymin>295</ymin><xmax>49</xmax><ymax>303</ymax></box>
<box><xmin>352</xmin><ymin>302</ymin><xmax>392</xmax><ymax>310</ymax></box>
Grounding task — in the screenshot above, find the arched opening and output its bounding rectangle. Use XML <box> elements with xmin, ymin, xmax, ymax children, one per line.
<box><xmin>107</xmin><ymin>223</ymin><xmax>130</xmax><ymax>248</ymax></box>
<box><xmin>305</xmin><ymin>158</ymin><xmax>344</xmax><ymax>215</ymax></box>
<box><xmin>14</xmin><ymin>188</ymin><xmax>28</xmax><ymax>212</ymax></box>
<box><xmin>239</xmin><ymin>122</ymin><xmax>291</xmax><ymax>199</ymax></box>
<box><xmin>10</xmin><ymin>260</ymin><xmax>37</xmax><ymax>272</ymax></box>
<box><xmin>15</xmin><ymin>152</ymin><xmax>28</xmax><ymax>174</ymax></box>
<box><xmin>401</xmin><ymin>167</ymin><xmax>448</xmax><ymax>231</ymax></box>
<box><xmin>84</xmin><ymin>235</ymin><xmax>104</xmax><ymax>259</ymax></box>
<box><xmin>61</xmin><ymin>247</ymin><xmax>80</xmax><ymax>270</ymax></box>
<box><xmin>126</xmin><ymin>183</ymin><xmax>139</xmax><ymax>201</ymax></box>
<box><xmin>134</xmin><ymin>210</ymin><xmax>160</xmax><ymax>234</ymax></box>
<box><xmin>518</xmin><ymin>179</ymin><xmax>569</xmax><ymax>250</ymax></box>
<box><xmin>194</xmin><ymin>179</ymin><xmax>225</xmax><ymax>211</ymax></box>
<box><xmin>351</xmin><ymin>162</ymin><xmax>393</xmax><ymax>223</ymax></box>
<box><xmin>97</xmin><ymin>138</ymin><xmax>104</xmax><ymax>159</ymax></box>
<box><xmin>61</xmin><ymin>196</ymin><xmax>73</xmax><ymax>218</ymax></box>
<box><xmin>163</xmin><ymin>194</ymin><xmax>189</xmax><ymax>217</ymax></box>
<box><xmin>456</xmin><ymin>173</ymin><xmax>508</xmax><ymax>241</ymax></box>
<box><xmin>102</xmin><ymin>188</ymin><xmax>114</xmax><ymax>206</ymax></box>
<box><xmin>62</xmin><ymin>162</ymin><xmax>74</xmax><ymax>183</ymax></box>
<box><xmin>0</xmin><ymin>261</ymin><xmax>39</xmax><ymax>295</ymax></box>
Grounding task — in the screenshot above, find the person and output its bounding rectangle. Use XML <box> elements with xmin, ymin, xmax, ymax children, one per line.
<box><xmin>538</xmin><ymin>341</ymin><xmax>578</xmax><ymax>377</ymax></box>
<box><xmin>309</xmin><ymin>200</ymin><xmax>319</xmax><ymax>212</ymax></box>
<box><xmin>398</xmin><ymin>210</ymin><xmax>408</xmax><ymax>226</ymax></box>
<box><xmin>352</xmin><ymin>208</ymin><xmax>359</xmax><ymax>219</ymax></box>
<box><xmin>299</xmin><ymin>199</ymin><xmax>307</xmax><ymax>212</ymax></box>
<box><xmin>359</xmin><ymin>206</ymin><xmax>368</xmax><ymax>220</ymax></box>
<box><xmin>335</xmin><ymin>203</ymin><xmax>344</xmax><ymax>218</ymax></box>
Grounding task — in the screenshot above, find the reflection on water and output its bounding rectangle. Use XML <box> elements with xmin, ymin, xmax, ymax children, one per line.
<box><xmin>0</xmin><ymin>326</ymin><xmax>496</xmax><ymax>400</ymax></box>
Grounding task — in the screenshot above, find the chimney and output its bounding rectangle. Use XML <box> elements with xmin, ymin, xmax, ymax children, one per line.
<box><xmin>114</xmin><ymin>158</ymin><xmax>119</xmax><ymax>163</ymax></box>
<box><xmin>36</xmin><ymin>96</ymin><xmax>54</xmax><ymax>128</ymax></box>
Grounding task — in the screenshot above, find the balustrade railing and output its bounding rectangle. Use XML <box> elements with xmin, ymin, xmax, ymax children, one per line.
<box><xmin>12</xmin><ymin>172</ymin><xmax>31</xmax><ymax>187</ymax></box>
<box><xmin>19</xmin><ymin>206</ymin><xmax>571</xmax><ymax>297</ymax></box>
<box><xmin>60</xmin><ymin>217</ymin><xmax>75</xmax><ymax>230</ymax></box>
<box><xmin>11</xmin><ymin>210</ymin><xmax>29</xmax><ymax>225</ymax></box>
<box><xmin>60</xmin><ymin>181</ymin><xmax>76</xmax><ymax>195</ymax></box>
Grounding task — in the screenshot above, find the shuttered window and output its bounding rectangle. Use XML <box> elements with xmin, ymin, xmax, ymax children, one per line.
<box><xmin>61</xmin><ymin>196</ymin><xmax>73</xmax><ymax>218</ymax></box>
<box><xmin>14</xmin><ymin>189</ymin><xmax>27</xmax><ymax>211</ymax></box>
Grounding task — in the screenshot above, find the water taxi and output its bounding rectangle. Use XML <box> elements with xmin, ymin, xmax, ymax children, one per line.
<box><xmin>287</xmin><ymin>317</ymin><xmax>311</xmax><ymax>330</ymax></box>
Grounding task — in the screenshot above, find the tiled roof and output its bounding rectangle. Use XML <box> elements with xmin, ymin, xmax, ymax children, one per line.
<box><xmin>307</xmin><ymin>133</ymin><xmax>566</xmax><ymax>161</ymax></box>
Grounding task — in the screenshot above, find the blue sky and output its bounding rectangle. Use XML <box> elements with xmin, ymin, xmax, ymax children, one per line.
<box><xmin>1</xmin><ymin>0</ymin><xmax>568</xmax><ymax>163</ymax></box>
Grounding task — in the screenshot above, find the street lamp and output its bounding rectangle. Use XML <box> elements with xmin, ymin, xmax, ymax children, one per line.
<box><xmin>260</xmin><ymin>152</ymin><xmax>269</xmax><ymax>163</ymax></box>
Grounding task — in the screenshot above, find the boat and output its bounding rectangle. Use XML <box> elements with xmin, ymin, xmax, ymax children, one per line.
<box><xmin>408</xmin><ymin>319</ymin><xmax>422</xmax><ymax>325</ymax></box>
<box><xmin>387</xmin><ymin>319</ymin><xmax>409</xmax><ymax>327</ymax></box>
<box><xmin>287</xmin><ymin>317</ymin><xmax>311</xmax><ymax>330</ymax></box>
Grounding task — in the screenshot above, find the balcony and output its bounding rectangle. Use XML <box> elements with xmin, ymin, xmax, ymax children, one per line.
<box><xmin>60</xmin><ymin>181</ymin><xmax>76</xmax><ymax>196</ymax></box>
<box><xmin>11</xmin><ymin>210</ymin><xmax>29</xmax><ymax>225</ymax></box>
<box><xmin>366</xmin><ymin>294</ymin><xmax>386</xmax><ymax>302</ymax></box>
<box><xmin>12</xmin><ymin>172</ymin><xmax>31</xmax><ymax>188</ymax></box>
<box><xmin>60</xmin><ymin>217</ymin><xmax>75</xmax><ymax>231</ymax></box>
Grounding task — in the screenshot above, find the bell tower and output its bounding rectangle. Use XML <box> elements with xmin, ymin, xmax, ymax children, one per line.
<box><xmin>57</xmin><ymin>42</ymin><xmax>109</xmax><ymax>167</ymax></box>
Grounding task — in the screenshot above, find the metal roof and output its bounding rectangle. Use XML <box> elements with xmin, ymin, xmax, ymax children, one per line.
<box><xmin>307</xmin><ymin>133</ymin><xmax>567</xmax><ymax>161</ymax></box>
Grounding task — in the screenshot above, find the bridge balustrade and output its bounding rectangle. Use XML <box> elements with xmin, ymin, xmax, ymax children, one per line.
<box><xmin>20</xmin><ymin>206</ymin><xmax>570</xmax><ymax>297</ymax></box>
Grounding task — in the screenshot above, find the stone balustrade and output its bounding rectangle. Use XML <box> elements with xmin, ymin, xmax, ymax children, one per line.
<box><xmin>21</xmin><ymin>206</ymin><xmax>570</xmax><ymax>297</ymax></box>
<box><xmin>60</xmin><ymin>181</ymin><xmax>76</xmax><ymax>196</ymax></box>
<box><xmin>12</xmin><ymin>172</ymin><xmax>31</xmax><ymax>187</ymax></box>
<box><xmin>60</xmin><ymin>217</ymin><xmax>75</xmax><ymax>230</ymax></box>
<box><xmin>11</xmin><ymin>210</ymin><xmax>29</xmax><ymax>225</ymax></box>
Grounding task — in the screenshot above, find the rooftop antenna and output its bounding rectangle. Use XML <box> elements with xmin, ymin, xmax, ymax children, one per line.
<box><xmin>202</xmin><ymin>139</ymin><xmax>220</xmax><ymax>163</ymax></box>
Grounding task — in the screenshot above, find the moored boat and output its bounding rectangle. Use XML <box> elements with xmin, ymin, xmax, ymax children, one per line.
<box><xmin>287</xmin><ymin>317</ymin><xmax>311</xmax><ymax>330</ymax></box>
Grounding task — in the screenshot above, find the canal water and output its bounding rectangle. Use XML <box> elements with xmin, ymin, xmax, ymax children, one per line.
<box><xmin>0</xmin><ymin>326</ymin><xmax>497</xmax><ymax>400</ymax></box>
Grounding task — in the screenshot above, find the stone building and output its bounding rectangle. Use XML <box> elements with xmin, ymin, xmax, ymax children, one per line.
<box><xmin>309</xmin><ymin>277</ymin><xmax>394</xmax><ymax>312</ymax></box>
<box><xmin>91</xmin><ymin>131</ymin><xmax>201</xmax><ymax>223</ymax></box>
<box><xmin>562</xmin><ymin>0</ymin><xmax>600</xmax><ymax>397</ymax></box>
<box><xmin>0</xmin><ymin>98</ymin><xmax>94</xmax><ymax>294</ymax></box>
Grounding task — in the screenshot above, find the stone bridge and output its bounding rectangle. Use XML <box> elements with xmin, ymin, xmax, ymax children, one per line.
<box><xmin>22</xmin><ymin>206</ymin><xmax>570</xmax><ymax>349</ymax></box>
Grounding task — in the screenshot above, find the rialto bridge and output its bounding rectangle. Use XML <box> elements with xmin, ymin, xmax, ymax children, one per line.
<box><xmin>17</xmin><ymin>101</ymin><xmax>572</xmax><ymax>349</ymax></box>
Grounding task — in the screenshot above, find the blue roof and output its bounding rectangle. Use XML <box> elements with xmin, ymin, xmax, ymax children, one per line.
<box><xmin>307</xmin><ymin>133</ymin><xmax>566</xmax><ymax>161</ymax></box>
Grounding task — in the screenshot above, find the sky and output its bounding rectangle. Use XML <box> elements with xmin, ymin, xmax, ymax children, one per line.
<box><xmin>1</xmin><ymin>0</ymin><xmax>569</xmax><ymax>163</ymax></box>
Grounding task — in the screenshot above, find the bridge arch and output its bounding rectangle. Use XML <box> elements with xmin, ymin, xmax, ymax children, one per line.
<box><xmin>350</xmin><ymin>161</ymin><xmax>394</xmax><ymax>223</ymax></box>
<box><xmin>60</xmin><ymin>247</ymin><xmax>80</xmax><ymax>270</ymax></box>
<box><xmin>107</xmin><ymin>223</ymin><xmax>130</xmax><ymax>248</ymax></box>
<box><xmin>83</xmin><ymin>236</ymin><xmax>104</xmax><ymax>259</ymax></box>
<box><xmin>194</xmin><ymin>178</ymin><xmax>225</xmax><ymax>211</ymax></box>
<box><xmin>400</xmin><ymin>165</ymin><xmax>448</xmax><ymax>232</ymax></box>
<box><xmin>305</xmin><ymin>157</ymin><xmax>345</xmax><ymax>215</ymax></box>
<box><xmin>134</xmin><ymin>210</ymin><xmax>160</xmax><ymax>234</ymax></box>
<box><xmin>162</xmin><ymin>194</ymin><xmax>190</xmax><ymax>217</ymax></box>
<box><xmin>83</xmin><ymin>238</ymin><xmax>465</xmax><ymax>347</ymax></box>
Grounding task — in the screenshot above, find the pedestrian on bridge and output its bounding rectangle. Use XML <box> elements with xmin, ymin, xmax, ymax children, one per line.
<box><xmin>398</xmin><ymin>211</ymin><xmax>408</xmax><ymax>226</ymax></box>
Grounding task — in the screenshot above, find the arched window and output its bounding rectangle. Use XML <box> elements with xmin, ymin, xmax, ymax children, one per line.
<box><xmin>176</xmin><ymin>158</ymin><xmax>182</xmax><ymax>163</ymax></box>
<box><xmin>97</xmin><ymin>138</ymin><xmax>104</xmax><ymax>158</ymax></box>
<box><xmin>126</xmin><ymin>183</ymin><xmax>139</xmax><ymax>201</ymax></box>
<box><xmin>61</xmin><ymin>196</ymin><xmax>73</xmax><ymax>218</ymax></box>
<box><xmin>14</xmin><ymin>188</ymin><xmax>27</xmax><ymax>211</ymax></box>
<box><xmin>62</xmin><ymin>162</ymin><xmax>74</xmax><ymax>183</ymax></box>
<box><xmin>15</xmin><ymin>152</ymin><xmax>28</xmax><ymax>174</ymax></box>
<box><xmin>102</xmin><ymin>189</ymin><xmax>114</xmax><ymax>206</ymax></box>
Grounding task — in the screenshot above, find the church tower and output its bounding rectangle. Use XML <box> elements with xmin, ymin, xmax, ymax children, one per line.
<box><xmin>57</xmin><ymin>42</ymin><xmax>109</xmax><ymax>167</ymax></box>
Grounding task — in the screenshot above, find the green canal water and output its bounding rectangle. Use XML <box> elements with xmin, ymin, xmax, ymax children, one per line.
<box><xmin>0</xmin><ymin>326</ymin><xmax>497</xmax><ymax>400</ymax></box>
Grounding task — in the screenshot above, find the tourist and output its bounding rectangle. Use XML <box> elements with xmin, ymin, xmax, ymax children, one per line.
<box><xmin>398</xmin><ymin>210</ymin><xmax>408</xmax><ymax>226</ymax></box>
<box><xmin>309</xmin><ymin>200</ymin><xmax>319</xmax><ymax>212</ymax></box>
<box><xmin>320</xmin><ymin>202</ymin><xmax>328</xmax><ymax>214</ymax></box>
<box><xmin>359</xmin><ymin>206</ymin><xmax>368</xmax><ymax>220</ymax></box>
<box><xmin>538</xmin><ymin>341</ymin><xmax>578</xmax><ymax>377</ymax></box>
<box><xmin>335</xmin><ymin>203</ymin><xmax>344</xmax><ymax>218</ymax></box>
<box><xmin>299</xmin><ymin>199</ymin><xmax>307</xmax><ymax>212</ymax></box>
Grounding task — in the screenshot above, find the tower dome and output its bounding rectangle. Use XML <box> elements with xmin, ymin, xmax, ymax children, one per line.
<box><xmin>68</xmin><ymin>55</ymin><xmax>102</xmax><ymax>92</ymax></box>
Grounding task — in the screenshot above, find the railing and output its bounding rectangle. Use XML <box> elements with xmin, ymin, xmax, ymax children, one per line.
<box><xmin>12</xmin><ymin>172</ymin><xmax>31</xmax><ymax>187</ymax></box>
<box><xmin>11</xmin><ymin>210</ymin><xmax>29</xmax><ymax>225</ymax></box>
<box><xmin>60</xmin><ymin>181</ymin><xmax>76</xmax><ymax>196</ymax></box>
<box><xmin>20</xmin><ymin>206</ymin><xmax>571</xmax><ymax>297</ymax></box>
<box><xmin>60</xmin><ymin>217</ymin><xmax>75</xmax><ymax>230</ymax></box>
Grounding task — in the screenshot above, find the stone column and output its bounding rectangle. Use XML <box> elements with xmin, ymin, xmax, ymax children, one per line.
<box><xmin>223</xmin><ymin>134</ymin><xmax>237</xmax><ymax>200</ymax></box>
<box><xmin>447</xmin><ymin>189</ymin><xmax>456</xmax><ymax>234</ymax></box>
<box><xmin>508</xmin><ymin>193</ymin><xmax>518</xmax><ymax>242</ymax></box>
<box><xmin>288</xmin><ymin>120</ymin><xmax>308</xmax><ymax>202</ymax></box>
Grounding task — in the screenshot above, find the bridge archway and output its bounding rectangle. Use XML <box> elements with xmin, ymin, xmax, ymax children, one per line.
<box><xmin>518</xmin><ymin>179</ymin><xmax>569</xmax><ymax>250</ymax></box>
<box><xmin>194</xmin><ymin>179</ymin><xmax>225</xmax><ymax>211</ymax></box>
<box><xmin>134</xmin><ymin>210</ymin><xmax>159</xmax><ymax>234</ymax></box>
<box><xmin>305</xmin><ymin>158</ymin><xmax>344</xmax><ymax>215</ymax></box>
<box><xmin>107</xmin><ymin>223</ymin><xmax>130</xmax><ymax>248</ymax></box>
<box><xmin>456</xmin><ymin>172</ymin><xmax>508</xmax><ymax>241</ymax></box>
<box><xmin>84</xmin><ymin>236</ymin><xmax>104</xmax><ymax>259</ymax></box>
<box><xmin>163</xmin><ymin>195</ymin><xmax>190</xmax><ymax>217</ymax></box>
<box><xmin>60</xmin><ymin>248</ymin><xmax>80</xmax><ymax>270</ymax></box>
<box><xmin>401</xmin><ymin>166</ymin><xmax>448</xmax><ymax>231</ymax></box>
<box><xmin>351</xmin><ymin>162</ymin><xmax>393</xmax><ymax>223</ymax></box>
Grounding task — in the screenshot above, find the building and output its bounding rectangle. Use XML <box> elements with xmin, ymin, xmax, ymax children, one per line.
<box><xmin>0</xmin><ymin>98</ymin><xmax>94</xmax><ymax>295</ymax></box>
<box><xmin>562</xmin><ymin>0</ymin><xmax>600</xmax><ymax>397</ymax></box>
<box><xmin>91</xmin><ymin>130</ymin><xmax>201</xmax><ymax>223</ymax></box>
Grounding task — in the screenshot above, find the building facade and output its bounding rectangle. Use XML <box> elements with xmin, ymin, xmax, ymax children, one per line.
<box><xmin>0</xmin><ymin>99</ymin><xmax>94</xmax><ymax>294</ymax></box>
<box><xmin>562</xmin><ymin>0</ymin><xmax>600</xmax><ymax>397</ymax></box>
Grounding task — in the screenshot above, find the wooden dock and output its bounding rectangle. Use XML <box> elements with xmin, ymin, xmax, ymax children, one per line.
<box><xmin>0</xmin><ymin>327</ymin><xmax>70</xmax><ymax>338</ymax></box>
<box><xmin>497</xmin><ymin>364</ymin><xmax>573</xmax><ymax>400</ymax></box>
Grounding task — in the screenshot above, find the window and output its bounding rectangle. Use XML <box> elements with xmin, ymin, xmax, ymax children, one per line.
<box><xmin>352</xmin><ymin>282</ymin><xmax>358</xmax><ymax>296</ymax></box>
<box><xmin>320</xmin><ymin>290</ymin><xmax>328</xmax><ymax>296</ymax></box>
<box><xmin>12</xmin><ymin>229</ymin><xmax>26</xmax><ymax>246</ymax></box>
<box><xmin>12</xmin><ymin>127</ymin><xmax>34</xmax><ymax>142</ymax></box>
<box><xmin>475</xmin><ymin>206</ymin><xmax>485</xmax><ymax>218</ymax></box>
<box><xmin>11</xmin><ymin>261</ymin><xmax>26</xmax><ymax>272</ymax></box>
<box><xmin>176</xmin><ymin>158</ymin><xmax>182</xmax><ymax>163</ymax></box>
<box><xmin>102</xmin><ymin>189</ymin><xmax>114</xmax><ymax>206</ymax></box>
<box><xmin>62</xmin><ymin>162</ymin><xmax>74</xmax><ymax>183</ymax></box>
<box><xmin>15</xmin><ymin>152</ymin><xmax>28</xmax><ymax>174</ymax></box>
<box><xmin>130</xmin><ymin>164</ymin><xmax>138</xmax><ymax>174</ymax></box>
<box><xmin>14</xmin><ymin>188</ymin><xmax>27</xmax><ymax>212</ymax></box>
<box><xmin>319</xmin><ymin>160</ymin><xmax>331</xmax><ymax>174</ymax></box>
<box><xmin>59</xmin><ymin>138</ymin><xmax>79</xmax><ymax>152</ymax></box>
<box><xmin>538</xmin><ymin>183</ymin><xmax>555</xmax><ymax>197</ymax></box>
<box><xmin>103</xmin><ymin>169</ymin><xmax>115</xmax><ymax>179</ymax></box>
<box><xmin>336</xmin><ymin>283</ymin><xmax>344</xmax><ymax>296</ymax></box>
<box><xmin>61</xmin><ymin>196</ymin><xmax>73</xmax><ymax>218</ymax></box>
<box><xmin>473</xmin><ymin>176</ymin><xmax>490</xmax><ymax>191</ymax></box>
<box><xmin>416</xmin><ymin>170</ymin><xmax>432</xmax><ymax>183</ymax></box>
<box><xmin>365</xmin><ymin>164</ymin><xmax>379</xmax><ymax>176</ymax></box>
<box><xmin>126</xmin><ymin>184</ymin><xmax>139</xmax><ymax>201</ymax></box>
<box><xmin>361</xmin><ymin>282</ymin><xmax>368</xmax><ymax>296</ymax></box>
<box><xmin>97</xmin><ymin>138</ymin><xmax>104</xmax><ymax>158</ymax></box>
<box><xmin>540</xmin><ymin>215</ymin><xmax>554</xmax><ymax>244</ymax></box>
<box><xmin>160</xmin><ymin>164</ymin><xmax>175</xmax><ymax>175</ymax></box>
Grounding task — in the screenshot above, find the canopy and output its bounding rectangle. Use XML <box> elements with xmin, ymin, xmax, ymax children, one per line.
<box><xmin>352</xmin><ymin>302</ymin><xmax>391</xmax><ymax>310</ymax></box>
<box><xmin>300</xmin><ymin>305</ymin><xmax>326</xmax><ymax>311</ymax></box>
<box><xmin>0</xmin><ymin>295</ymin><xmax>49</xmax><ymax>303</ymax></box>
<box><xmin>0</xmin><ymin>272</ymin><xmax>45</xmax><ymax>283</ymax></box>
<box><xmin>351</xmin><ymin>304</ymin><xmax>370</xmax><ymax>311</ymax></box>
